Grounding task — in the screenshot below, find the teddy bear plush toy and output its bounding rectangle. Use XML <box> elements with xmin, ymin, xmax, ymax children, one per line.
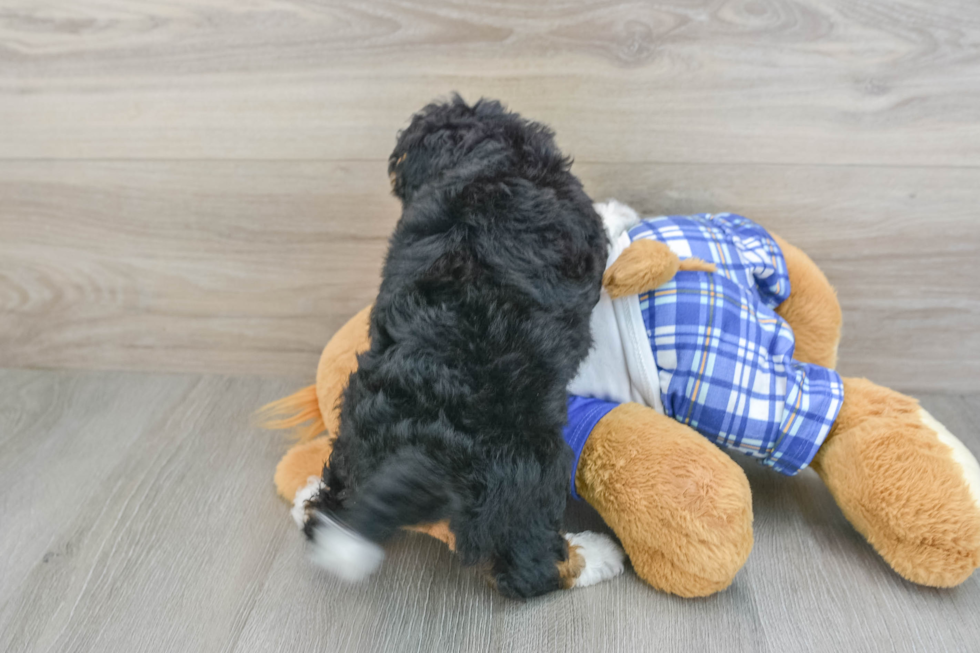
<box><xmin>263</xmin><ymin>200</ymin><xmax>980</xmax><ymax>597</ymax></box>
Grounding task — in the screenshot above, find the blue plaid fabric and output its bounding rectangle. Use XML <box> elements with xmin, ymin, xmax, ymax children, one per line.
<box><xmin>627</xmin><ymin>214</ymin><xmax>843</xmax><ymax>475</ymax></box>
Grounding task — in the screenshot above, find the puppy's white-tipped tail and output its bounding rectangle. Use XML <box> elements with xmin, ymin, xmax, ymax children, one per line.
<box><xmin>309</xmin><ymin>512</ymin><xmax>385</xmax><ymax>583</ymax></box>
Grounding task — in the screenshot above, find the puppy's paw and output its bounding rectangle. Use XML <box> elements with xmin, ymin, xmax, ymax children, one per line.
<box><xmin>309</xmin><ymin>512</ymin><xmax>385</xmax><ymax>583</ymax></box>
<box><xmin>291</xmin><ymin>475</ymin><xmax>324</xmax><ymax>529</ymax></box>
<box><xmin>566</xmin><ymin>531</ymin><xmax>626</xmax><ymax>588</ymax></box>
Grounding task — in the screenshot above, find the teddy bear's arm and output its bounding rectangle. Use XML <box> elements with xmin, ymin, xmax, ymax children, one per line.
<box><xmin>602</xmin><ymin>239</ymin><xmax>716</xmax><ymax>299</ymax></box>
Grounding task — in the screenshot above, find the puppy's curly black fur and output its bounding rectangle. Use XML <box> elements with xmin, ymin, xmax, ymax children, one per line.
<box><xmin>307</xmin><ymin>95</ymin><xmax>608</xmax><ymax>598</ymax></box>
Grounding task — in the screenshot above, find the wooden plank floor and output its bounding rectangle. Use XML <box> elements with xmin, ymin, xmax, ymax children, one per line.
<box><xmin>2</xmin><ymin>0</ymin><xmax>980</xmax><ymax>391</ymax></box>
<box><xmin>2</xmin><ymin>367</ymin><xmax>979</xmax><ymax>653</ymax></box>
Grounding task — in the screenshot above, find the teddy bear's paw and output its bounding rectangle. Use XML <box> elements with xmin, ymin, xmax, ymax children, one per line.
<box><xmin>919</xmin><ymin>408</ymin><xmax>980</xmax><ymax>510</ymax></box>
<box><xmin>817</xmin><ymin>387</ymin><xmax>980</xmax><ymax>587</ymax></box>
<box><xmin>566</xmin><ymin>531</ymin><xmax>626</xmax><ymax>588</ymax></box>
<box><xmin>291</xmin><ymin>475</ymin><xmax>325</xmax><ymax>529</ymax></box>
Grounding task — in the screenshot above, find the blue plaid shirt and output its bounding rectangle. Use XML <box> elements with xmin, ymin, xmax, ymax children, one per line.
<box><xmin>564</xmin><ymin>214</ymin><xmax>843</xmax><ymax>498</ymax></box>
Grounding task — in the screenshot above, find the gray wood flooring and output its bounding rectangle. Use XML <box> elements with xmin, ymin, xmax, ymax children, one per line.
<box><xmin>2</xmin><ymin>367</ymin><xmax>979</xmax><ymax>653</ymax></box>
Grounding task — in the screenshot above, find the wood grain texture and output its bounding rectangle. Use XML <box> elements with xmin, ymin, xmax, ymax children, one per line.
<box><xmin>0</xmin><ymin>160</ymin><xmax>398</xmax><ymax>375</ymax></box>
<box><xmin>1</xmin><ymin>368</ymin><xmax>979</xmax><ymax>653</ymax></box>
<box><xmin>2</xmin><ymin>160</ymin><xmax>977</xmax><ymax>390</ymax></box>
<box><xmin>1</xmin><ymin>0</ymin><xmax>979</xmax><ymax>386</ymax></box>
<box><xmin>0</xmin><ymin>369</ymin><xmax>300</xmax><ymax>653</ymax></box>
<box><xmin>2</xmin><ymin>0</ymin><xmax>980</xmax><ymax>165</ymax></box>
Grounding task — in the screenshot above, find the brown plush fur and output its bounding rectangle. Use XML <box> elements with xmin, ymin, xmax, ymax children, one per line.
<box><xmin>274</xmin><ymin>436</ymin><xmax>335</xmax><ymax>502</ymax></box>
<box><xmin>405</xmin><ymin>520</ymin><xmax>456</xmax><ymax>550</ymax></box>
<box><xmin>678</xmin><ymin>257</ymin><xmax>718</xmax><ymax>274</ymax></box>
<box><xmin>771</xmin><ymin>234</ymin><xmax>841</xmax><ymax>369</ymax></box>
<box><xmin>575</xmin><ymin>403</ymin><xmax>753</xmax><ymax>597</ymax></box>
<box><xmin>315</xmin><ymin>304</ymin><xmax>374</xmax><ymax>436</ymax></box>
<box><xmin>602</xmin><ymin>239</ymin><xmax>679</xmax><ymax>299</ymax></box>
<box><xmin>812</xmin><ymin>377</ymin><xmax>980</xmax><ymax>587</ymax></box>
<box><xmin>257</xmin><ymin>304</ymin><xmax>373</xmax><ymax>444</ymax></box>
<box><xmin>257</xmin><ymin>385</ymin><xmax>325</xmax><ymax>444</ymax></box>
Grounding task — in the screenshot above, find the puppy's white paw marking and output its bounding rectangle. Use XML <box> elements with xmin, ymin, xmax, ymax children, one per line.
<box><xmin>594</xmin><ymin>199</ymin><xmax>641</xmax><ymax>242</ymax></box>
<box><xmin>309</xmin><ymin>512</ymin><xmax>385</xmax><ymax>583</ymax></box>
<box><xmin>291</xmin><ymin>476</ymin><xmax>324</xmax><ymax>529</ymax></box>
<box><xmin>566</xmin><ymin>531</ymin><xmax>626</xmax><ymax>588</ymax></box>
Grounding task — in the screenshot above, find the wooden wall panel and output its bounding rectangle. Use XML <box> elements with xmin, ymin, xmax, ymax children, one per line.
<box><xmin>2</xmin><ymin>1</ymin><xmax>980</xmax><ymax>165</ymax></box>
<box><xmin>1</xmin><ymin>0</ymin><xmax>978</xmax><ymax>390</ymax></box>
<box><xmin>2</xmin><ymin>161</ymin><xmax>977</xmax><ymax>390</ymax></box>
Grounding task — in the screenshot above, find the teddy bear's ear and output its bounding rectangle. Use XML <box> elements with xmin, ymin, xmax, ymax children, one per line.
<box><xmin>602</xmin><ymin>239</ymin><xmax>682</xmax><ymax>298</ymax></box>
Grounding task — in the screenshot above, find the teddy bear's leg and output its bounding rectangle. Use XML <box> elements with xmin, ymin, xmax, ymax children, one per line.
<box><xmin>575</xmin><ymin>403</ymin><xmax>754</xmax><ymax>597</ymax></box>
<box><xmin>275</xmin><ymin>436</ymin><xmax>334</xmax><ymax>502</ymax></box>
<box><xmin>771</xmin><ymin>234</ymin><xmax>842</xmax><ymax>369</ymax></box>
<box><xmin>811</xmin><ymin>377</ymin><xmax>980</xmax><ymax>586</ymax></box>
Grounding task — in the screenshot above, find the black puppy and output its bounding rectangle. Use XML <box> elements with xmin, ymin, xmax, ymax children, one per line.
<box><xmin>300</xmin><ymin>96</ymin><xmax>623</xmax><ymax>598</ymax></box>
